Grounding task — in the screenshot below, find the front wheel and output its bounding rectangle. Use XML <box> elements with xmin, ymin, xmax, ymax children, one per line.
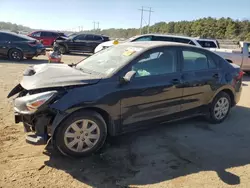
<box><xmin>55</xmin><ymin>110</ymin><xmax>107</xmax><ymax>157</ymax></box>
<box><xmin>208</xmin><ymin>92</ymin><xmax>231</xmax><ymax>124</ymax></box>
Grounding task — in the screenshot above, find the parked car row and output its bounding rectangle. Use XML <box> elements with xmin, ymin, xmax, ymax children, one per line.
<box><xmin>0</xmin><ymin>30</ymin><xmax>110</xmax><ymax>61</ymax></box>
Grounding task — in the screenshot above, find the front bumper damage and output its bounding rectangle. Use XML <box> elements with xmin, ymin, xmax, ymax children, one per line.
<box><xmin>15</xmin><ymin>112</ymin><xmax>54</xmax><ymax>145</ymax></box>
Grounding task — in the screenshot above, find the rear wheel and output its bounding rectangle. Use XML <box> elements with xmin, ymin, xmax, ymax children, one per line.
<box><xmin>8</xmin><ymin>49</ymin><xmax>23</xmax><ymax>61</ymax></box>
<box><xmin>55</xmin><ymin>110</ymin><xmax>107</xmax><ymax>157</ymax></box>
<box><xmin>208</xmin><ymin>92</ymin><xmax>231</xmax><ymax>124</ymax></box>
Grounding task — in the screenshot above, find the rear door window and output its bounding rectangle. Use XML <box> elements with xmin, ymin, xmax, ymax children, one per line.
<box><xmin>41</xmin><ymin>32</ymin><xmax>53</xmax><ymax>37</ymax></box>
<box><xmin>153</xmin><ymin>36</ymin><xmax>173</xmax><ymax>42</ymax></box>
<box><xmin>182</xmin><ymin>50</ymin><xmax>208</xmax><ymax>71</ymax></box>
<box><xmin>74</xmin><ymin>35</ymin><xmax>86</xmax><ymax>41</ymax></box>
<box><xmin>93</xmin><ymin>35</ymin><xmax>102</xmax><ymax>41</ymax></box>
<box><xmin>181</xmin><ymin>50</ymin><xmax>218</xmax><ymax>71</ymax></box>
<box><xmin>133</xmin><ymin>36</ymin><xmax>153</xmax><ymax>41</ymax></box>
<box><xmin>84</xmin><ymin>35</ymin><xmax>94</xmax><ymax>40</ymax></box>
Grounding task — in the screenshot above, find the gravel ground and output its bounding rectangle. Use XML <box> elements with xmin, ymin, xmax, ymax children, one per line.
<box><xmin>0</xmin><ymin>54</ymin><xmax>250</xmax><ymax>188</ymax></box>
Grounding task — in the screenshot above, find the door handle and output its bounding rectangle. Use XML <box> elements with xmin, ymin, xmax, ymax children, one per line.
<box><xmin>213</xmin><ymin>74</ymin><xmax>219</xmax><ymax>79</ymax></box>
<box><xmin>171</xmin><ymin>79</ymin><xmax>180</xmax><ymax>84</ymax></box>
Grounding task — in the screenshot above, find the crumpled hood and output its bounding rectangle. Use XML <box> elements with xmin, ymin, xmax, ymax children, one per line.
<box><xmin>20</xmin><ymin>63</ymin><xmax>102</xmax><ymax>90</ymax></box>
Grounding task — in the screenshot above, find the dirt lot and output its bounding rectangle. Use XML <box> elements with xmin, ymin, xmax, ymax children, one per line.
<box><xmin>1</xmin><ymin>54</ymin><xmax>250</xmax><ymax>188</ymax></box>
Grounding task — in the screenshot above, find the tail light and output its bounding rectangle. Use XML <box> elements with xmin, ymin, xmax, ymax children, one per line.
<box><xmin>28</xmin><ymin>40</ymin><xmax>39</xmax><ymax>47</ymax></box>
<box><xmin>236</xmin><ymin>70</ymin><xmax>244</xmax><ymax>80</ymax></box>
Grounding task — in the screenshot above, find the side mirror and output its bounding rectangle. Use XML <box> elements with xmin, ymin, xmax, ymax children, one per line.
<box><xmin>119</xmin><ymin>71</ymin><xmax>136</xmax><ymax>84</ymax></box>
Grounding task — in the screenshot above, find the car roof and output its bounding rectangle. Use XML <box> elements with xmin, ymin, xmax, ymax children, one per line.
<box><xmin>133</xmin><ymin>33</ymin><xmax>196</xmax><ymax>40</ymax></box>
<box><xmin>77</xmin><ymin>33</ymin><xmax>109</xmax><ymax>37</ymax></box>
<box><xmin>133</xmin><ymin>34</ymin><xmax>217</xmax><ymax>42</ymax></box>
<box><xmin>0</xmin><ymin>31</ymin><xmax>14</xmax><ymax>34</ymax></box>
<box><xmin>119</xmin><ymin>41</ymin><xmax>200</xmax><ymax>49</ymax></box>
<box><xmin>31</xmin><ymin>30</ymin><xmax>64</xmax><ymax>34</ymax></box>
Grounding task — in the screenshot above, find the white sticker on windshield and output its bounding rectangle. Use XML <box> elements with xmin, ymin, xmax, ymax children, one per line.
<box><xmin>123</xmin><ymin>47</ymin><xmax>143</xmax><ymax>56</ymax></box>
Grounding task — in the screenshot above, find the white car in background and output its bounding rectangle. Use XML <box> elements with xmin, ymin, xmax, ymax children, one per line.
<box><xmin>94</xmin><ymin>34</ymin><xmax>220</xmax><ymax>53</ymax></box>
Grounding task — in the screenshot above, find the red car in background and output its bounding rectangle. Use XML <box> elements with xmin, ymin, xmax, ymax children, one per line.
<box><xmin>28</xmin><ymin>31</ymin><xmax>66</xmax><ymax>47</ymax></box>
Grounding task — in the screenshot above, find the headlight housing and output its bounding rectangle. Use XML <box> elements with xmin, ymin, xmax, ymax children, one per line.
<box><xmin>14</xmin><ymin>91</ymin><xmax>57</xmax><ymax>114</ymax></box>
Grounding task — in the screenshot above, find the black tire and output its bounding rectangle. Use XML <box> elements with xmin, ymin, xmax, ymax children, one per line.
<box><xmin>58</xmin><ymin>45</ymin><xmax>67</xmax><ymax>54</ymax></box>
<box><xmin>55</xmin><ymin>110</ymin><xmax>107</xmax><ymax>157</ymax></box>
<box><xmin>208</xmin><ymin>92</ymin><xmax>231</xmax><ymax>124</ymax></box>
<box><xmin>8</xmin><ymin>49</ymin><xmax>23</xmax><ymax>61</ymax></box>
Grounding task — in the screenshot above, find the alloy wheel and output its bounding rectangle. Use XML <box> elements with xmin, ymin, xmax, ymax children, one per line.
<box><xmin>11</xmin><ymin>51</ymin><xmax>21</xmax><ymax>60</ymax></box>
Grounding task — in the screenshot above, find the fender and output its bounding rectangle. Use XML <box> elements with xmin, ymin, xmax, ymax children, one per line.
<box><xmin>50</xmin><ymin>106</ymin><xmax>119</xmax><ymax>146</ymax></box>
<box><xmin>208</xmin><ymin>85</ymin><xmax>235</xmax><ymax>104</ymax></box>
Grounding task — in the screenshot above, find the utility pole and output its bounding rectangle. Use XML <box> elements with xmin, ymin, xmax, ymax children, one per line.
<box><xmin>138</xmin><ymin>6</ymin><xmax>153</xmax><ymax>34</ymax></box>
<box><xmin>93</xmin><ymin>21</ymin><xmax>100</xmax><ymax>33</ymax></box>
<box><xmin>139</xmin><ymin>6</ymin><xmax>144</xmax><ymax>34</ymax></box>
<box><xmin>148</xmin><ymin>7</ymin><xmax>152</xmax><ymax>34</ymax></box>
<box><xmin>93</xmin><ymin>22</ymin><xmax>96</xmax><ymax>32</ymax></box>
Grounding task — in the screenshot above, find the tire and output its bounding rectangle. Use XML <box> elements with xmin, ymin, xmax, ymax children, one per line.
<box><xmin>58</xmin><ymin>45</ymin><xmax>67</xmax><ymax>54</ymax></box>
<box><xmin>8</xmin><ymin>49</ymin><xmax>23</xmax><ymax>61</ymax></box>
<box><xmin>55</xmin><ymin>110</ymin><xmax>107</xmax><ymax>157</ymax></box>
<box><xmin>208</xmin><ymin>92</ymin><xmax>231</xmax><ymax>124</ymax></box>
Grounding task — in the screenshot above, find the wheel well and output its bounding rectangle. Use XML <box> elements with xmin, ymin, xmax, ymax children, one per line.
<box><xmin>52</xmin><ymin>107</ymin><xmax>114</xmax><ymax>146</ymax></box>
<box><xmin>84</xmin><ymin>107</ymin><xmax>110</xmax><ymax>126</ymax></box>
<box><xmin>221</xmin><ymin>89</ymin><xmax>235</xmax><ymax>106</ymax></box>
<box><xmin>8</xmin><ymin>48</ymin><xmax>22</xmax><ymax>56</ymax></box>
<box><xmin>225</xmin><ymin>59</ymin><xmax>233</xmax><ymax>63</ymax></box>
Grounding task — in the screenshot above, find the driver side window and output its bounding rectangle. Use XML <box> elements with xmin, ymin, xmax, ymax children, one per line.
<box><xmin>132</xmin><ymin>48</ymin><xmax>177</xmax><ymax>77</ymax></box>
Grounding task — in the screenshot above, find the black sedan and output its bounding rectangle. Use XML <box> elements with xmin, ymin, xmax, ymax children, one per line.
<box><xmin>54</xmin><ymin>33</ymin><xmax>109</xmax><ymax>54</ymax></box>
<box><xmin>8</xmin><ymin>41</ymin><xmax>243</xmax><ymax>157</ymax></box>
<box><xmin>0</xmin><ymin>31</ymin><xmax>45</xmax><ymax>61</ymax></box>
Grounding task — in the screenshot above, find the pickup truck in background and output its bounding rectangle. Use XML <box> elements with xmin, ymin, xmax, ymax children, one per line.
<box><xmin>210</xmin><ymin>42</ymin><xmax>250</xmax><ymax>73</ymax></box>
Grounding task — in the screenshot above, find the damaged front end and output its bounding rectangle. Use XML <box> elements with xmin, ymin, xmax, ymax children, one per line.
<box><xmin>8</xmin><ymin>85</ymin><xmax>63</xmax><ymax>145</ymax></box>
<box><xmin>8</xmin><ymin>63</ymin><xmax>101</xmax><ymax>146</ymax></box>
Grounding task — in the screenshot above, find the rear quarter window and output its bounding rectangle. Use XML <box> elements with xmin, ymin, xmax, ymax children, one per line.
<box><xmin>197</xmin><ymin>40</ymin><xmax>217</xmax><ymax>48</ymax></box>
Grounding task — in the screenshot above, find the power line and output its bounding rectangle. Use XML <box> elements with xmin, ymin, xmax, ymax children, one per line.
<box><xmin>138</xmin><ymin>6</ymin><xmax>154</xmax><ymax>34</ymax></box>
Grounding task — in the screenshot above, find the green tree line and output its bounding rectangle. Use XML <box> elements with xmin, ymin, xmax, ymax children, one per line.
<box><xmin>1</xmin><ymin>17</ymin><xmax>250</xmax><ymax>40</ymax></box>
<box><xmin>0</xmin><ymin>22</ymin><xmax>32</xmax><ymax>33</ymax></box>
<box><xmin>91</xmin><ymin>17</ymin><xmax>250</xmax><ymax>41</ymax></box>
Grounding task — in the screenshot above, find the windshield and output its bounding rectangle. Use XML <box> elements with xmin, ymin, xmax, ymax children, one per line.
<box><xmin>76</xmin><ymin>45</ymin><xmax>144</xmax><ymax>76</ymax></box>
